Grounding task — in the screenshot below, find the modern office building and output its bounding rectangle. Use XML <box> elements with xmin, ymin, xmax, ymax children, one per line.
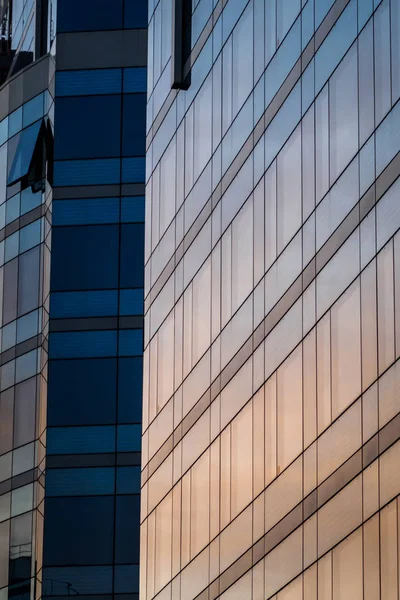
<box><xmin>142</xmin><ymin>0</ymin><xmax>400</xmax><ymax>599</ymax></box>
<box><xmin>0</xmin><ymin>1</ymin><xmax>147</xmax><ymax>600</ymax></box>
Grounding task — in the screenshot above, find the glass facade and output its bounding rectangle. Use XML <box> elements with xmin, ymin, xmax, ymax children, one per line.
<box><xmin>0</xmin><ymin>79</ymin><xmax>53</xmax><ymax>600</ymax></box>
<box><xmin>42</xmin><ymin>1</ymin><xmax>147</xmax><ymax>599</ymax></box>
<box><xmin>0</xmin><ymin>1</ymin><xmax>147</xmax><ymax>600</ymax></box>
<box><xmin>143</xmin><ymin>0</ymin><xmax>400</xmax><ymax>599</ymax></box>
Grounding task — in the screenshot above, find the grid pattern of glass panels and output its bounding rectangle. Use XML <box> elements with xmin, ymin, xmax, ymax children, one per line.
<box><xmin>0</xmin><ymin>88</ymin><xmax>53</xmax><ymax>600</ymax></box>
<box><xmin>41</xmin><ymin>2</ymin><xmax>148</xmax><ymax>599</ymax></box>
<box><xmin>143</xmin><ymin>0</ymin><xmax>400</xmax><ymax>598</ymax></box>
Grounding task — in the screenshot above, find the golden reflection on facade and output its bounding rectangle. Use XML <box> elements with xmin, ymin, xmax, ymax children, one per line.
<box><xmin>143</xmin><ymin>0</ymin><xmax>400</xmax><ymax>598</ymax></box>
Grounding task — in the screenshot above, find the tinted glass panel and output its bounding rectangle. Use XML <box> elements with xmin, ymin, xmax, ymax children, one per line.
<box><xmin>54</xmin><ymin>159</ymin><xmax>121</xmax><ymax>186</ymax></box>
<box><xmin>122</xmin><ymin>95</ymin><xmax>146</xmax><ymax>156</ymax></box>
<box><xmin>50</xmin><ymin>290</ymin><xmax>119</xmax><ymax>318</ymax></box>
<box><xmin>120</xmin><ymin>224</ymin><xmax>144</xmax><ymax>287</ymax></box>
<box><xmin>7</xmin><ymin>120</ymin><xmax>42</xmax><ymax>186</ymax></box>
<box><xmin>55</xmin><ymin>96</ymin><xmax>121</xmax><ymax>159</ymax></box>
<box><xmin>43</xmin><ymin>497</ymin><xmax>115</xmax><ymax>565</ymax></box>
<box><xmin>115</xmin><ymin>496</ymin><xmax>140</xmax><ymax>563</ymax></box>
<box><xmin>51</xmin><ymin>225</ymin><xmax>119</xmax><ymax>291</ymax></box>
<box><xmin>47</xmin><ymin>358</ymin><xmax>117</xmax><ymax>426</ymax></box>
<box><xmin>56</xmin><ymin>70</ymin><xmax>122</xmax><ymax>96</ymax></box>
<box><xmin>118</xmin><ymin>357</ymin><xmax>143</xmax><ymax>423</ymax></box>
<box><xmin>124</xmin><ymin>0</ymin><xmax>148</xmax><ymax>28</ymax></box>
<box><xmin>57</xmin><ymin>0</ymin><xmax>123</xmax><ymax>31</ymax></box>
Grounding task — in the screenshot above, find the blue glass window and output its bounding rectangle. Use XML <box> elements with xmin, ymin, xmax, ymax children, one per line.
<box><xmin>122</xmin><ymin>94</ymin><xmax>146</xmax><ymax>156</ymax></box>
<box><xmin>51</xmin><ymin>225</ymin><xmax>119</xmax><ymax>290</ymax></box>
<box><xmin>115</xmin><ymin>496</ymin><xmax>140</xmax><ymax>563</ymax></box>
<box><xmin>121</xmin><ymin>158</ymin><xmax>146</xmax><ymax>183</ymax></box>
<box><xmin>8</xmin><ymin>107</ymin><xmax>22</xmax><ymax>137</ymax></box>
<box><xmin>121</xmin><ymin>196</ymin><xmax>145</xmax><ymax>223</ymax></box>
<box><xmin>0</xmin><ymin>117</ymin><xmax>8</xmax><ymax>145</ymax></box>
<box><xmin>55</xmin><ymin>96</ymin><xmax>121</xmax><ymax>159</ymax></box>
<box><xmin>7</xmin><ymin>120</ymin><xmax>43</xmax><ymax>186</ymax></box>
<box><xmin>42</xmin><ymin>566</ymin><xmax>113</xmax><ymax>596</ymax></box>
<box><xmin>49</xmin><ymin>330</ymin><xmax>118</xmax><ymax>359</ymax></box>
<box><xmin>118</xmin><ymin>357</ymin><xmax>143</xmax><ymax>423</ymax></box>
<box><xmin>43</xmin><ymin>497</ymin><xmax>115</xmax><ymax>565</ymax></box>
<box><xmin>116</xmin><ymin>467</ymin><xmax>141</xmax><ymax>494</ymax></box>
<box><xmin>315</xmin><ymin>0</ymin><xmax>336</xmax><ymax>27</ymax></box>
<box><xmin>46</xmin><ymin>468</ymin><xmax>115</xmax><ymax>496</ymax></box>
<box><xmin>114</xmin><ymin>565</ymin><xmax>139</xmax><ymax>594</ymax></box>
<box><xmin>123</xmin><ymin>68</ymin><xmax>147</xmax><ymax>93</ymax></box>
<box><xmin>118</xmin><ymin>330</ymin><xmax>143</xmax><ymax>357</ymax></box>
<box><xmin>57</xmin><ymin>0</ymin><xmax>123</xmax><ymax>32</ymax></box>
<box><xmin>47</xmin><ymin>358</ymin><xmax>117</xmax><ymax>425</ymax></box>
<box><xmin>19</xmin><ymin>218</ymin><xmax>42</xmax><ymax>253</ymax></box>
<box><xmin>124</xmin><ymin>0</ymin><xmax>148</xmax><ymax>28</ymax></box>
<box><xmin>21</xmin><ymin>186</ymin><xmax>42</xmax><ymax>215</ymax></box>
<box><xmin>54</xmin><ymin>159</ymin><xmax>121</xmax><ymax>186</ymax></box>
<box><xmin>119</xmin><ymin>289</ymin><xmax>144</xmax><ymax>315</ymax></box>
<box><xmin>315</xmin><ymin>0</ymin><xmax>357</xmax><ymax>93</ymax></box>
<box><xmin>52</xmin><ymin>198</ymin><xmax>120</xmax><ymax>225</ymax></box>
<box><xmin>51</xmin><ymin>290</ymin><xmax>119</xmax><ymax>318</ymax></box>
<box><xmin>56</xmin><ymin>69</ymin><xmax>122</xmax><ymax>96</ymax></box>
<box><xmin>117</xmin><ymin>424</ymin><xmax>141</xmax><ymax>451</ymax></box>
<box><xmin>47</xmin><ymin>425</ymin><xmax>116</xmax><ymax>454</ymax></box>
<box><xmin>120</xmin><ymin>224</ymin><xmax>144</xmax><ymax>287</ymax></box>
<box><xmin>23</xmin><ymin>94</ymin><xmax>45</xmax><ymax>128</ymax></box>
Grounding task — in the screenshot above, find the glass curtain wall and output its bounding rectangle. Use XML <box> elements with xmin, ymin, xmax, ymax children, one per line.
<box><xmin>142</xmin><ymin>0</ymin><xmax>400</xmax><ymax>598</ymax></box>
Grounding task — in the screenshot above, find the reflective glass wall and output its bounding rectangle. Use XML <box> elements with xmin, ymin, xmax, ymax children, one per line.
<box><xmin>143</xmin><ymin>0</ymin><xmax>400</xmax><ymax>598</ymax></box>
<box><xmin>42</xmin><ymin>1</ymin><xmax>147</xmax><ymax>599</ymax></box>
<box><xmin>0</xmin><ymin>65</ymin><xmax>54</xmax><ymax>600</ymax></box>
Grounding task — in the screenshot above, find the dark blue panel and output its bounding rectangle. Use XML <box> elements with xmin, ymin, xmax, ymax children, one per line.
<box><xmin>122</xmin><ymin>95</ymin><xmax>146</xmax><ymax>156</ymax></box>
<box><xmin>115</xmin><ymin>496</ymin><xmax>140</xmax><ymax>563</ymax></box>
<box><xmin>51</xmin><ymin>225</ymin><xmax>119</xmax><ymax>291</ymax></box>
<box><xmin>54</xmin><ymin>159</ymin><xmax>121</xmax><ymax>186</ymax></box>
<box><xmin>50</xmin><ymin>290</ymin><xmax>119</xmax><ymax>318</ymax></box>
<box><xmin>124</xmin><ymin>0</ymin><xmax>148</xmax><ymax>28</ymax></box>
<box><xmin>55</xmin><ymin>96</ymin><xmax>121</xmax><ymax>159</ymax></box>
<box><xmin>50</xmin><ymin>331</ymin><xmax>118</xmax><ymax>359</ymax></box>
<box><xmin>42</xmin><ymin>566</ymin><xmax>113</xmax><ymax>596</ymax></box>
<box><xmin>121</xmin><ymin>196</ymin><xmax>145</xmax><ymax>223</ymax></box>
<box><xmin>118</xmin><ymin>330</ymin><xmax>143</xmax><ymax>357</ymax></box>
<box><xmin>114</xmin><ymin>565</ymin><xmax>139</xmax><ymax>594</ymax></box>
<box><xmin>119</xmin><ymin>289</ymin><xmax>144</xmax><ymax>316</ymax></box>
<box><xmin>47</xmin><ymin>358</ymin><xmax>117</xmax><ymax>426</ymax></box>
<box><xmin>118</xmin><ymin>357</ymin><xmax>143</xmax><ymax>423</ymax></box>
<box><xmin>46</xmin><ymin>468</ymin><xmax>115</xmax><ymax>496</ymax></box>
<box><xmin>57</xmin><ymin>0</ymin><xmax>123</xmax><ymax>32</ymax></box>
<box><xmin>43</xmin><ymin>497</ymin><xmax>115</xmax><ymax>565</ymax></box>
<box><xmin>120</xmin><ymin>224</ymin><xmax>144</xmax><ymax>288</ymax></box>
<box><xmin>56</xmin><ymin>70</ymin><xmax>122</xmax><ymax>96</ymax></box>
<box><xmin>52</xmin><ymin>198</ymin><xmax>120</xmax><ymax>225</ymax></box>
<box><xmin>116</xmin><ymin>467</ymin><xmax>141</xmax><ymax>494</ymax></box>
<box><xmin>123</xmin><ymin>68</ymin><xmax>147</xmax><ymax>93</ymax></box>
<box><xmin>121</xmin><ymin>158</ymin><xmax>145</xmax><ymax>183</ymax></box>
<box><xmin>47</xmin><ymin>425</ymin><xmax>116</xmax><ymax>454</ymax></box>
<box><xmin>117</xmin><ymin>425</ymin><xmax>141</xmax><ymax>451</ymax></box>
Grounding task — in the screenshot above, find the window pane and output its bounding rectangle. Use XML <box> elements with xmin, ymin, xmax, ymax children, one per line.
<box><xmin>57</xmin><ymin>0</ymin><xmax>123</xmax><ymax>31</ymax></box>
<box><xmin>43</xmin><ymin>497</ymin><xmax>115</xmax><ymax>565</ymax></box>
<box><xmin>329</xmin><ymin>43</ymin><xmax>358</xmax><ymax>183</ymax></box>
<box><xmin>277</xmin><ymin>345</ymin><xmax>303</xmax><ymax>470</ymax></box>
<box><xmin>8</xmin><ymin>120</ymin><xmax>42</xmax><ymax>186</ymax></box>
<box><xmin>51</xmin><ymin>225</ymin><xmax>119</xmax><ymax>291</ymax></box>
<box><xmin>55</xmin><ymin>96</ymin><xmax>122</xmax><ymax>159</ymax></box>
<box><xmin>331</xmin><ymin>279</ymin><xmax>361</xmax><ymax>419</ymax></box>
<box><xmin>333</xmin><ymin>527</ymin><xmax>362</xmax><ymax>600</ymax></box>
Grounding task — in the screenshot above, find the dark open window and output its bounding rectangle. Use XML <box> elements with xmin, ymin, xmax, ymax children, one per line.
<box><xmin>171</xmin><ymin>0</ymin><xmax>191</xmax><ymax>90</ymax></box>
<box><xmin>7</xmin><ymin>117</ymin><xmax>53</xmax><ymax>192</ymax></box>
